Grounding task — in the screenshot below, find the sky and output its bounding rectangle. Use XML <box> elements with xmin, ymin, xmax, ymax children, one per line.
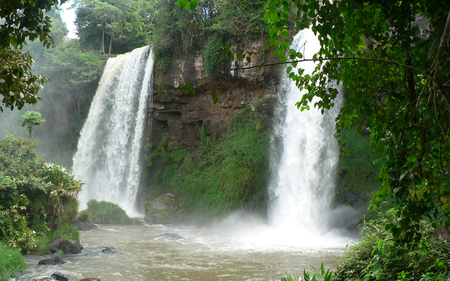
<box><xmin>61</xmin><ymin>0</ymin><xmax>78</xmax><ymax>39</ymax></box>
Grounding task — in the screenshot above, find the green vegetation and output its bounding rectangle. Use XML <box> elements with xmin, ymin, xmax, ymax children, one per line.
<box><xmin>0</xmin><ymin>133</ymin><xmax>82</xmax><ymax>253</ymax></box>
<box><xmin>35</xmin><ymin>225</ymin><xmax>79</xmax><ymax>255</ymax></box>
<box><xmin>144</xmin><ymin>100</ymin><xmax>272</xmax><ymax>223</ymax></box>
<box><xmin>18</xmin><ymin>111</ymin><xmax>46</xmax><ymax>139</ymax></box>
<box><xmin>0</xmin><ymin>242</ymin><xmax>27</xmax><ymax>281</ymax></box>
<box><xmin>86</xmin><ymin>200</ymin><xmax>140</xmax><ymax>224</ymax></box>
<box><xmin>142</xmin><ymin>194</ymin><xmax>180</xmax><ymax>224</ymax></box>
<box><xmin>74</xmin><ymin>210</ymin><xmax>94</xmax><ymax>225</ymax></box>
<box><xmin>334</xmin><ymin>210</ymin><xmax>450</xmax><ymax>281</ymax></box>
<box><xmin>0</xmin><ymin>0</ymin><xmax>61</xmax><ymax>111</ymax></box>
<box><xmin>280</xmin><ymin>263</ymin><xmax>333</xmax><ymax>281</ymax></box>
<box><xmin>334</xmin><ymin>129</ymin><xmax>380</xmax><ymax>208</ymax></box>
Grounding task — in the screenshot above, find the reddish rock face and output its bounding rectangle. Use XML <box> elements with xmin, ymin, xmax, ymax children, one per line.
<box><xmin>149</xmin><ymin>38</ymin><xmax>280</xmax><ymax>150</ymax></box>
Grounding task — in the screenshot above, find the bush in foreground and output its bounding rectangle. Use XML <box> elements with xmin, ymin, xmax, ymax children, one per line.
<box><xmin>334</xmin><ymin>210</ymin><xmax>450</xmax><ymax>281</ymax></box>
<box><xmin>0</xmin><ymin>133</ymin><xmax>82</xmax><ymax>253</ymax></box>
<box><xmin>0</xmin><ymin>242</ymin><xmax>27</xmax><ymax>281</ymax></box>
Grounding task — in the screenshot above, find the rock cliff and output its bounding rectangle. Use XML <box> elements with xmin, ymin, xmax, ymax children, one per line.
<box><xmin>142</xmin><ymin>39</ymin><xmax>281</xmax><ymax>190</ymax></box>
<box><xmin>149</xmin><ymin>39</ymin><xmax>280</xmax><ymax>150</ymax></box>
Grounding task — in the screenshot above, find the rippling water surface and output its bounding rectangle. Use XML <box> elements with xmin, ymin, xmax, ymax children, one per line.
<box><xmin>20</xmin><ymin>222</ymin><xmax>352</xmax><ymax>281</ymax></box>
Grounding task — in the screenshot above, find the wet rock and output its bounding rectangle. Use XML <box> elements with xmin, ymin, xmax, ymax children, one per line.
<box><xmin>37</xmin><ymin>256</ymin><xmax>65</xmax><ymax>265</ymax></box>
<box><xmin>151</xmin><ymin>193</ymin><xmax>178</xmax><ymax>211</ymax></box>
<box><xmin>48</xmin><ymin>239</ymin><xmax>61</xmax><ymax>253</ymax></box>
<box><xmin>101</xmin><ymin>246</ymin><xmax>116</xmax><ymax>253</ymax></box>
<box><xmin>51</xmin><ymin>272</ymin><xmax>74</xmax><ymax>281</ymax></box>
<box><xmin>431</xmin><ymin>225</ymin><xmax>450</xmax><ymax>241</ymax></box>
<box><xmin>60</xmin><ymin>239</ymin><xmax>83</xmax><ymax>254</ymax></box>
<box><xmin>144</xmin><ymin>193</ymin><xmax>181</xmax><ymax>224</ymax></box>
<box><xmin>149</xmin><ymin>233</ymin><xmax>184</xmax><ymax>240</ymax></box>
<box><xmin>73</xmin><ymin>220</ymin><xmax>98</xmax><ymax>231</ymax></box>
<box><xmin>80</xmin><ymin>279</ymin><xmax>102</xmax><ymax>281</ymax></box>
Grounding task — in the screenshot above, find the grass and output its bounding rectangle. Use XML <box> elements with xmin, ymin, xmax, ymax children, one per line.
<box><xmin>0</xmin><ymin>241</ymin><xmax>27</xmax><ymax>281</ymax></box>
<box><xmin>34</xmin><ymin>224</ymin><xmax>80</xmax><ymax>255</ymax></box>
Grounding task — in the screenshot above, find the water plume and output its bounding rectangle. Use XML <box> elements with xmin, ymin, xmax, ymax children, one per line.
<box><xmin>267</xmin><ymin>28</ymin><xmax>347</xmax><ymax>242</ymax></box>
<box><xmin>73</xmin><ymin>46</ymin><xmax>154</xmax><ymax>217</ymax></box>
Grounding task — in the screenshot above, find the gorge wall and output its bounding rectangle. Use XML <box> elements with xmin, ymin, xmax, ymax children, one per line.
<box><xmin>146</xmin><ymin>39</ymin><xmax>281</xmax><ymax>174</ymax></box>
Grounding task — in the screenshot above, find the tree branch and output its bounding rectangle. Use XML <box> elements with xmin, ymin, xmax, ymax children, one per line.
<box><xmin>229</xmin><ymin>56</ymin><xmax>443</xmax><ymax>90</ymax></box>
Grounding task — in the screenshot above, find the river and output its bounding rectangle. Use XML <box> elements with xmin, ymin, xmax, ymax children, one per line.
<box><xmin>19</xmin><ymin>221</ymin><xmax>352</xmax><ymax>281</ymax></box>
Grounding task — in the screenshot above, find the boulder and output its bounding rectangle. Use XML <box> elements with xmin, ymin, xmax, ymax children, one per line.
<box><xmin>37</xmin><ymin>256</ymin><xmax>65</xmax><ymax>265</ymax></box>
<box><xmin>151</xmin><ymin>193</ymin><xmax>178</xmax><ymax>211</ymax></box>
<box><xmin>60</xmin><ymin>239</ymin><xmax>83</xmax><ymax>254</ymax></box>
<box><xmin>48</xmin><ymin>239</ymin><xmax>61</xmax><ymax>253</ymax></box>
<box><xmin>431</xmin><ymin>225</ymin><xmax>450</xmax><ymax>241</ymax></box>
<box><xmin>51</xmin><ymin>272</ymin><xmax>74</xmax><ymax>281</ymax></box>
<box><xmin>73</xmin><ymin>220</ymin><xmax>97</xmax><ymax>231</ymax></box>
<box><xmin>149</xmin><ymin>233</ymin><xmax>184</xmax><ymax>241</ymax></box>
<box><xmin>101</xmin><ymin>246</ymin><xmax>116</xmax><ymax>253</ymax></box>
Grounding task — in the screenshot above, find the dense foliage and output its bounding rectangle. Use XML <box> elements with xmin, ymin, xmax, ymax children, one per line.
<box><xmin>0</xmin><ymin>0</ymin><xmax>64</xmax><ymax>111</ymax></box>
<box><xmin>73</xmin><ymin>0</ymin><xmax>267</xmax><ymax>71</ymax></box>
<box><xmin>334</xmin><ymin>210</ymin><xmax>450</xmax><ymax>281</ymax></box>
<box><xmin>334</xmin><ymin>129</ymin><xmax>380</xmax><ymax>209</ymax></box>
<box><xmin>262</xmin><ymin>0</ymin><xmax>450</xmax><ymax>247</ymax></box>
<box><xmin>86</xmin><ymin>200</ymin><xmax>141</xmax><ymax>224</ymax></box>
<box><xmin>143</xmin><ymin>100</ymin><xmax>272</xmax><ymax>222</ymax></box>
<box><xmin>0</xmin><ymin>134</ymin><xmax>82</xmax><ymax>253</ymax></box>
<box><xmin>74</xmin><ymin>0</ymin><xmax>154</xmax><ymax>54</ymax></box>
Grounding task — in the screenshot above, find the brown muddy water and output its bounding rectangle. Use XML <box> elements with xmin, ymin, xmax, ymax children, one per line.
<box><xmin>19</xmin><ymin>222</ymin><xmax>355</xmax><ymax>281</ymax></box>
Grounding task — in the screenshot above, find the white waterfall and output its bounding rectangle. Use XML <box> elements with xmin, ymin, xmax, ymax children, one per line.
<box><xmin>269</xmin><ymin>29</ymin><xmax>342</xmax><ymax>235</ymax></box>
<box><xmin>73</xmin><ymin>46</ymin><xmax>154</xmax><ymax>217</ymax></box>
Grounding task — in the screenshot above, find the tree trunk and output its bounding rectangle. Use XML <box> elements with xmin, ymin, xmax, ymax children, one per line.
<box><xmin>100</xmin><ymin>25</ymin><xmax>105</xmax><ymax>55</ymax></box>
<box><xmin>108</xmin><ymin>34</ymin><xmax>113</xmax><ymax>55</ymax></box>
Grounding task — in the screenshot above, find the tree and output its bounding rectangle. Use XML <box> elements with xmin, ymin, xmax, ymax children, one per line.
<box><xmin>19</xmin><ymin>111</ymin><xmax>46</xmax><ymax>139</ymax></box>
<box><xmin>74</xmin><ymin>0</ymin><xmax>154</xmax><ymax>54</ymax></box>
<box><xmin>0</xmin><ymin>0</ymin><xmax>66</xmax><ymax>112</ymax></box>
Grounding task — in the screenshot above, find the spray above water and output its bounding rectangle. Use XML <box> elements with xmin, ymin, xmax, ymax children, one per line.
<box><xmin>73</xmin><ymin>46</ymin><xmax>154</xmax><ymax>217</ymax></box>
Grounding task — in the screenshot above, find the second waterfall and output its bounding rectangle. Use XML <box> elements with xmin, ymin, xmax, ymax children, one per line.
<box><xmin>269</xmin><ymin>29</ymin><xmax>343</xmax><ymax>236</ymax></box>
<box><xmin>73</xmin><ymin>46</ymin><xmax>154</xmax><ymax>216</ymax></box>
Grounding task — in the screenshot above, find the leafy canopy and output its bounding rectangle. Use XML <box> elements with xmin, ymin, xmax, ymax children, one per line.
<box><xmin>18</xmin><ymin>111</ymin><xmax>46</xmax><ymax>139</ymax></box>
<box><xmin>0</xmin><ymin>0</ymin><xmax>66</xmax><ymax>112</ymax></box>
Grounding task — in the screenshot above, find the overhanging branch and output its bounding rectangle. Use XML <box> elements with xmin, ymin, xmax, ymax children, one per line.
<box><xmin>229</xmin><ymin>56</ymin><xmax>445</xmax><ymax>94</ymax></box>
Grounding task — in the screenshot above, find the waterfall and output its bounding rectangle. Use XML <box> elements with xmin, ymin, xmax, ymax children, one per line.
<box><xmin>269</xmin><ymin>29</ymin><xmax>342</xmax><ymax>235</ymax></box>
<box><xmin>73</xmin><ymin>46</ymin><xmax>154</xmax><ymax>217</ymax></box>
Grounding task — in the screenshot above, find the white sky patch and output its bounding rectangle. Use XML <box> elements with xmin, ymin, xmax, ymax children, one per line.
<box><xmin>61</xmin><ymin>0</ymin><xmax>78</xmax><ymax>39</ymax></box>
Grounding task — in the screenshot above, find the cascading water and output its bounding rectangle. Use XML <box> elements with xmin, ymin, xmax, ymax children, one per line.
<box><xmin>269</xmin><ymin>29</ymin><xmax>343</xmax><ymax>237</ymax></box>
<box><xmin>73</xmin><ymin>46</ymin><xmax>154</xmax><ymax>217</ymax></box>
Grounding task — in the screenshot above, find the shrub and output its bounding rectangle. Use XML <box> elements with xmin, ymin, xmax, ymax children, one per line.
<box><xmin>0</xmin><ymin>133</ymin><xmax>82</xmax><ymax>253</ymax></box>
<box><xmin>0</xmin><ymin>241</ymin><xmax>27</xmax><ymax>281</ymax></box>
<box><xmin>86</xmin><ymin>200</ymin><xmax>140</xmax><ymax>225</ymax></box>
<box><xmin>334</xmin><ymin>209</ymin><xmax>450</xmax><ymax>281</ymax></box>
